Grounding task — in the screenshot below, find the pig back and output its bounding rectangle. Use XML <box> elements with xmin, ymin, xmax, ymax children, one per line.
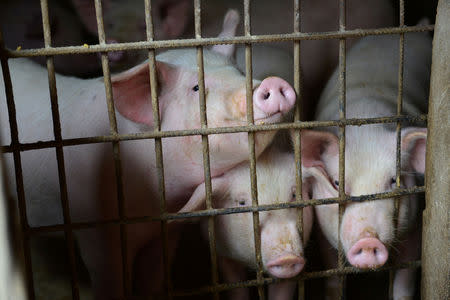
<box><xmin>315</xmin><ymin>32</ymin><xmax>432</xmax><ymax>121</ymax></box>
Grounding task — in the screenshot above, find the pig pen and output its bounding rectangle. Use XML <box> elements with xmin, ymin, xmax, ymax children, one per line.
<box><xmin>0</xmin><ymin>0</ymin><xmax>448</xmax><ymax>300</ymax></box>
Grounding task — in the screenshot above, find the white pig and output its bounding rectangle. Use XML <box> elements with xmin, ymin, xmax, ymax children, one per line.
<box><xmin>0</xmin><ymin>11</ymin><xmax>296</xmax><ymax>299</ymax></box>
<box><xmin>295</xmin><ymin>31</ymin><xmax>431</xmax><ymax>299</ymax></box>
<box><xmin>177</xmin><ymin>143</ymin><xmax>322</xmax><ymax>300</ymax></box>
<box><xmin>71</xmin><ymin>0</ymin><xmax>395</xmax><ymax>119</ymax></box>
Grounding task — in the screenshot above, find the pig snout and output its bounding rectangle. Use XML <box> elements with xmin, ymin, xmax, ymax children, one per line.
<box><xmin>97</xmin><ymin>38</ymin><xmax>126</xmax><ymax>62</ymax></box>
<box><xmin>266</xmin><ymin>253</ymin><xmax>305</xmax><ymax>278</ymax></box>
<box><xmin>253</xmin><ymin>77</ymin><xmax>296</xmax><ymax>116</ymax></box>
<box><xmin>347</xmin><ymin>237</ymin><xmax>388</xmax><ymax>269</ymax></box>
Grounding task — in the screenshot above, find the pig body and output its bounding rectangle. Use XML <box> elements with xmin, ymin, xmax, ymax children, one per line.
<box><xmin>309</xmin><ymin>32</ymin><xmax>431</xmax><ymax>299</ymax></box>
<box><xmin>0</xmin><ymin>0</ymin><xmax>101</xmax><ymax>77</ymax></box>
<box><xmin>178</xmin><ymin>145</ymin><xmax>317</xmax><ymax>300</ymax></box>
<box><xmin>0</xmin><ymin>14</ymin><xmax>296</xmax><ymax>297</ymax></box>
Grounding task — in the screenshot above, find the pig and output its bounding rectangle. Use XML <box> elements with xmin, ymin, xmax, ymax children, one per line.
<box><xmin>71</xmin><ymin>0</ymin><xmax>193</xmax><ymax>72</ymax></box>
<box><xmin>176</xmin><ymin>143</ymin><xmax>326</xmax><ymax>300</ymax></box>
<box><xmin>0</xmin><ymin>0</ymin><xmax>101</xmax><ymax>77</ymax></box>
<box><xmin>293</xmin><ymin>30</ymin><xmax>431</xmax><ymax>299</ymax></box>
<box><xmin>0</xmin><ymin>11</ymin><xmax>296</xmax><ymax>299</ymax></box>
<box><xmin>71</xmin><ymin>0</ymin><xmax>395</xmax><ymax>119</ymax></box>
<box><xmin>0</xmin><ymin>155</ymin><xmax>27</xmax><ymax>300</ymax></box>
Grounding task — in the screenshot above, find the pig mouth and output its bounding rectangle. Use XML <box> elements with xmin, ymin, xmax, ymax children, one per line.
<box><xmin>254</xmin><ymin>112</ymin><xmax>283</xmax><ymax>125</ymax></box>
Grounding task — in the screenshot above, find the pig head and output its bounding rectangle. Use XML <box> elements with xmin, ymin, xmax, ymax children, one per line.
<box><xmin>300</xmin><ymin>127</ymin><xmax>427</xmax><ymax>269</ymax></box>
<box><xmin>71</xmin><ymin>0</ymin><xmax>193</xmax><ymax>71</ymax></box>
<box><xmin>179</xmin><ymin>145</ymin><xmax>320</xmax><ymax>280</ymax></box>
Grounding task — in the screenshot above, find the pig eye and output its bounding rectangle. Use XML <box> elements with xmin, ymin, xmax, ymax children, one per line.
<box><xmin>334</xmin><ymin>180</ymin><xmax>339</xmax><ymax>187</ymax></box>
<box><xmin>192</xmin><ymin>84</ymin><xmax>199</xmax><ymax>92</ymax></box>
<box><xmin>238</xmin><ymin>199</ymin><xmax>246</xmax><ymax>206</ymax></box>
<box><xmin>390</xmin><ymin>177</ymin><xmax>398</xmax><ymax>187</ymax></box>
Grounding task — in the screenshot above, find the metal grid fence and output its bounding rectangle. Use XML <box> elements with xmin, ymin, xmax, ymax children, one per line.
<box><xmin>0</xmin><ymin>0</ymin><xmax>447</xmax><ymax>299</ymax></box>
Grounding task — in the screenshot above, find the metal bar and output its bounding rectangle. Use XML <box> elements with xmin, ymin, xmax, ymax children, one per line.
<box><xmin>421</xmin><ymin>0</ymin><xmax>450</xmax><ymax>299</ymax></box>
<box><xmin>293</xmin><ymin>0</ymin><xmax>304</xmax><ymax>298</ymax></box>
<box><xmin>24</xmin><ymin>186</ymin><xmax>425</xmax><ymax>234</ymax></box>
<box><xmin>143</xmin><ymin>0</ymin><xmax>171</xmax><ymax>297</ymax></box>
<box><xmin>93</xmin><ymin>0</ymin><xmax>129</xmax><ymax>296</ymax></box>
<box><xmin>337</xmin><ymin>1</ymin><xmax>347</xmax><ymax>299</ymax></box>
<box><xmin>0</xmin><ymin>34</ymin><xmax>36</xmax><ymax>300</ymax></box>
<box><xmin>390</xmin><ymin>1</ymin><xmax>405</xmax><ymax>298</ymax></box>
<box><xmin>193</xmin><ymin>1</ymin><xmax>220</xmax><ymax>299</ymax></box>
<box><xmin>39</xmin><ymin>1</ymin><xmax>80</xmax><ymax>299</ymax></box>
<box><xmin>1</xmin><ymin>115</ymin><xmax>428</xmax><ymax>153</ymax></box>
<box><xmin>243</xmin><ymin>1</ymin><xmax>265</xmax><ymax>299</ymax></box>
<box><xmin>171</xmin><ymin>260</ymin><xmax>422</xmax><ymax>298</ymax></box>
<box><xmin>4</xmin><ymin>25</ymin><xmax>435</xmax><ymax>58</ymax></box>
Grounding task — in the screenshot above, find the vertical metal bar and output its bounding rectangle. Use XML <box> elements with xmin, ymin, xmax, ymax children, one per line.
<box><xmin>39</xmin><ymin>1</ymin><xmax>80</xmax><ymax>299</ymax></box>
<box><xmin>243</xmin><ymin>1</ymin><xmax>265</xmax><ymax>299</ymax></box>
<box><xmin>193</xmin><ymin>1</ymin><xmax>220</xmax><ymax>299</ymax></box>
<box><xmin>93</xmin><ymin>0</ymin><xmax>129</xmax><ymax>297</ymax></box>
<box><xmin>390</xmin><ymin>1</ymin><xmax>405</xmax><ymax>298</ymax></box>
<box><xmin>144</xmin><ymin>1</ymin><xmax>172</xmax><ymax>298</ymax></box>
<box><xmin>422</xmin><ymin>1</ymin><xmax>450</xmax><ymax>299</ymax></box>
<box><xmin>337</xmin><ymin>1</ymin><xmax>347</xmax><ymax>299</ymax></box>
<box><xmin>0</xmin><ymin>33</ymin><xmax>35</xmax><ymax>300</ymax></box>
<box><xmin>293</xmin><ymin>0</ymin><xmax>304</xmax><ymax>298</ymax></box>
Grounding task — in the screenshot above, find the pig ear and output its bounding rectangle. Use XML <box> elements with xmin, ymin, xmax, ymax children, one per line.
<box><xmin>291</xmin><ymin>130</ymin><xmax>339</xmax><ymax>168</ymax></box>
<box><xmin>178</xmin><ymin>177</ymin><xmax>228</xmax><ymax>213</ymax></box>
<box><xmin>111</xmin><ymin>61</ymin><xmax>178</xmax><ymax>126</ymax></box>
<box><xmin>302</xmin><ymin>166</ymin><xmax>338</xmax><ymax>200</ymax></box>
<box><xmin>401</xmin><ymin>128</ymin><xmax>427</xmax><ymax>174</ymax></box>
<box><xmin>160</xmin><ymin>0</ymin><xmax>192</xmax><ymax>38</ymax></box>
<box><xmin>212</xmin><ymin>9</ymin><xmax>240</xmax><ymax>58</ymax></box>
<box><xmin>71</xmin><ymin>0</ymin><xmax>111</xmax><ymax>35</ymax></box>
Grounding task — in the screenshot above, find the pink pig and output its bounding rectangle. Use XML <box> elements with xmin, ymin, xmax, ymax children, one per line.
<box><xmin>292</xmin><ymin>30</ymin><xmax>431</xmax><ymax>299</ymax></box>
<box><xmin>0</xmin><ymin>11</ymin><xmax>296</xmax><ymax>299</ymax></box>
<box><xmin>176</xmin><ymin>143</ymin><xmax>330</xmax><ymax>300</ymax></box>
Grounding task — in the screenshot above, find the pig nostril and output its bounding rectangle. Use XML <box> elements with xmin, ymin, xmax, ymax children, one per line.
<box><xmin>263</xmin><ymin>92</ymin><xmax>270</xmax><ymax>100</ymax></box>
<box><xmin>279</xmin><ymin>88</ymin><xmax>285</xmax><ymax>97</ymax></box>
<box><xmin>357</xmin><ymin>249</ymin><xmax>362</xmax><ymax>255</ymax></box>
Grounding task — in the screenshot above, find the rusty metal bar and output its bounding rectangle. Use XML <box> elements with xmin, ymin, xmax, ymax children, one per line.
<box><xmin>390</xmin><ymin>0</ymin><xmax>406</xmax><ymax>298</ymax></box>
<box><xmin>93</xmin><ymin>0</ymin><xmax>130</xmax><ymax>296</ymax></box>
<box><xmin>1</xmin><ymin>115</ymin><xmax>428</xmax><ymax>154</ymax></box>
<box><xmin>0</xmin><ymin>34</ymin><xmax>36</xmax><ymax>300</ymax></box>
<box><xmin>39</xmin><ymin>1</ymin><xmax>80</xmax><ymax>299</ymax></box>
<box><xmin>171</xmin><ymin>260</ymin><xmax>422</xmax><ymax>298</ymax></box>
<box><xmin>193</xmin><ymin>1</ymin><xmax>220</xmax><ymax>299</ymax></box>
<box><xmin>293</xmin><ymin>0</ymin><xmax>304</xmax><ymax>298</ymax></box>
<box><xmin>4</xmin><ymin>25</ymin><xmax>434</xmax><ymax>58</ymax></box>
<box><xmin>143</xmin><ymin>0</ymin><xmax>172</xmax><ymax>297</ymax></box>
<box><xmin>421</xmin><ymin>0</ymin><xmax>450</xmax><ymax>299</ymax></box>
<box><xmin>243</xmin><ymin>0</ymin><xmax>265</xmax><ymax>299</ymax></box>
<box><xmin>27</xmin><ymin>186</ymin><xmax>425</xmax><ymax>235</ymax></box>
<box><xmin>337</xmin><ymin>0</ymin><xmax>347</xmax><ymax>299</ymax></box>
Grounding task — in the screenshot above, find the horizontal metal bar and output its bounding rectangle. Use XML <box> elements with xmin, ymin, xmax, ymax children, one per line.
<box><xmin>169</xmin><ymin>260</ymin><xmax>421</xmax><ymax>297</ymax></box>
<box><xmin>2</xmin><ymin>25</ymin><xmax>434</xmax><ymax>58</ymax></box>
<box><xmin>26</xmin><ymin>186</ymin><xmax>424</xmax><ymax>234</ymax></box>
<box><xmin>1</xmin><ymin>114</ymin><xmax>427</xmax><ymax>153</ymax></box>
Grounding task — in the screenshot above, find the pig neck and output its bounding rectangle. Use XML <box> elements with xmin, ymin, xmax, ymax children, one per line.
<box><xmin>114</xmin><ymin>114</ymin><xmax>208</xmax><ymax>210</ymax></box>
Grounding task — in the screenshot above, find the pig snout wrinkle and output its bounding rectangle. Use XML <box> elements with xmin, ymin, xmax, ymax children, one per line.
<box><xmin>253</xmin><ymin>77</ymin><xmax>296</xmax><ymax>115</ymax></box>
<box><xmin>347</xmin><ymin>237</ymin><xmax>388</xmax><ymax>269</ymax></box>
<box><xmin>266</xmin><ymin>254</ymin><xmax>305</xmax><ymax>278</ymax></box>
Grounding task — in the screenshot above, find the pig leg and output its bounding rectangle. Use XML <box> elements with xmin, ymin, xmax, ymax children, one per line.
<box><xmin>316</xmin><ymin>227</ymin><xmax>342</xmax><ymax>300</ymax></box>
<box><xmin>268</xmin><ymin>281</ymin><xmax>297</xmax><ymax>300</ymax></box>
<box><xmin>75</xmin><ymin>227</ymin><xmax>125</xmax><ymax>300</ymax></box>
<box><xmin>133</xmin><ymin>224</ymin><xmax>182</xmax><ymax>298</ymax></box>
<box><xmin>219</xmin><ymin>257</ymin><xmax>249</xmax><ymax>300</ymax></box>
<box><xmin>393</xmin><ymin>229</ymin><xmax>420</xmax><ymax>300</ymax></box>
